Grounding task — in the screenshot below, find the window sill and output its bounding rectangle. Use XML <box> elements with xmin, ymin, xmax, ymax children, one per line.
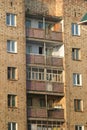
<box><xmin>73</xmin><ymin>85</ymin><xmax>82</xmax><ymax>87</ymax></box>
<box><xmin>75</xmin><ymin>110</ymin><xmax>83</xmax><ymax>112</ymax></box>
<box><xmin>8</xmin><ymin>79</ymin><xmax>18</xmax><ymax>81</ymax></box>
<box><xmin>72</xmin><ymin>59</ymin><xmax>81</xmax><ymax>61</ymax></box>
<box><xmin>7</xmin><ymin>51</ymin><xmax>17</xmax><ymax>54</ymax></box>
<box><xmin>8</xmin><ymin>107</ymin><xmax>17</xmax><ymax>109</ymax></box>
<box><xmin>6</xmin><ymin>24</ymin><xmax>16</xmax><ymax>27</ymax></box>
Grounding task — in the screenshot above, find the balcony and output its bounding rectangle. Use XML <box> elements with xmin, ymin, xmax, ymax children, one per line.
<box><xmin>26</xmin><ymin>80</ymin><xmax>64</xmax><ymax>94</ymax></box>
<box><xmin>26</xmin><ymin>28</ymin><xmax>63</xmax><ymax>42</ymax></box>
<box><xmin>27</xmin><ymin>108</ymin><xmax>47</xmax><ymax>118</ymax></box>
<box><xmin>26</xmin><ymin>54</ymin><xmax>63</xmax><ymax>67</ymax></box>
<box><xmin>48</xmin><ymin>109</ymin><xmax>64</xmax><ymax>119</ymax></box>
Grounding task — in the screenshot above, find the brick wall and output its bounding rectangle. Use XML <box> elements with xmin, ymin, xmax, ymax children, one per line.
<box><xmin>0</xmin><ymin>0</ymin><xmax>27</xmax><ymax>130</ymax></box>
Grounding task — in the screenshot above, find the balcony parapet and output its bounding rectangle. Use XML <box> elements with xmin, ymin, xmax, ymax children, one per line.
<box><xmin>26</xmin><ymin>28</ymin><xmax>63</xmax><ymax>42</ymax></box>
<box><xmin>26</xmin><ymin>54</ymin><xmax>63</xmax><ymax>67</ymax></box>
<box><xmin>27</xmin><ymin>80</ymin><xmax>64</xmax><ymax>94</ymax></box>
<box><xmin>27</xmin><ymin>107</ymin><xmax>64</xmax><ymax>120</ymax></box>
<box><xmin>27</xmin><ymin>108</ymin><xmax>47</xmax><ymax>118</ymax></box>
<box><xmin>48</xmin><ymin>109</ymin><xmax>64</xmax><ymax>119</ymax></box>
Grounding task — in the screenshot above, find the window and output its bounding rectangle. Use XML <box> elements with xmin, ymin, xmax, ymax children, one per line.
<box><xmin>39</xmin><ymin>47</ymin><xmax>43</xmax><ymax>54</ymax></box>
<box><xmin>8</xmin><ymin>95</ymin><xmax>17</xmax><ymax>107</ymax></box>
<box><xmin>40</xmin><ymin>98</ymin><xmax>46</xmax><ymax>107</ymax></box>
<box><xmin>8</xmin><ymin>122</ymin><xmax>17</xmax><ymax>130</ymax></box>
<box><xmin>73</xmin><ymin>73</ymin><xmax>82</xmax><ymax>86</ymax></box>
<box><xmin>6</xmin><ymin>13</ymin><xmax>16</xmax><ymax>26</ymax></box>
<box><xmin>7</xmin><ymin>40</ymin><xmax>17</xmax><ymax>53</ymax></box>
<box><xmin>26</xmin><ymin>20</ymin><xmax>31</xmax><ymax>28</ymax></box>
<box><xmin>26</xmin><ymin>45</ymin><xmax>32</xmax><ymax>54</ymax></box>
<box><xmin>8</xmin><ymin>67</ymin><xmax>17</xmax><ymax>80</ymax></box>
<box><xmin>75</xmin><ymin>125</ymin><xmax>84</xmax><ymax>130</ymax></box>
<box><xmin>27</xmin><ymin>67</ymin><xmax>44</xmax><ymax>80</ymax></box>
<box><xmin>72</xmin><ymin>23</ymin><xmax>80</xmax><ymax>35</ymax></box>
<box><xmin>72</xmin><ymin>48</ymin><xmax>80</xmax><ymax>60</ymax></box>
<box><xmin>38</xmin><ymin>22</ymin><xmax>43</xmax><ymax>29</ymax></box>
<box><xmin>74</xmin><ymin>99</ymin><xmax>83</xmax><ymax>111</ymax></box>
<box><xmin>46</xmin><ymin>69</ymin><xmax>63</xmax><ymax>83</ymax></box>
<box><xmin>27</xmin><ymin>96</ymin><xmax>32</xmax><ymax>106</ymax></box>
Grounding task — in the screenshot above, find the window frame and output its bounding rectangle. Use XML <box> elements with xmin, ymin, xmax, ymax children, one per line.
<box><xmin>7</xmin><ymin>40</ymin><xmax>17</xmax><ymax>53</ymax></box>
<box><xmin>73</xmin><ymin>73</ymin><xmax>82</xmax><ymax>86</ymax></box>
<box><xmin>8</xmin><ymin>122</ymin><xmax>17</xmax><ymax>130</ymax></box>
<box><xmin>8</xmin><ymin>67</ymin><xmax>18</xmax><ymax>80</ymax></box>
<box><xmin>8</xmin><ymin>94</ymin><xmax>17</xmax><ymax>108</ymax></box>
<box><xmin>6</xmin><ymin>13</ymin><xmax>16</xmax><ymax>26</ymax></box>
<box><xmin>72</xmin><ymin>23</ymin><xmax>80</xmax><ymax>36</ymax></box>
<box><xmin>75</xmin><ymin>125</ymin><xmax>84</xmax><ymax>130</ymax></box>
<box><xmin>72</xmin><ymin>48</ymin><xmax>81</xmax><ymax>60</ymax></box>
<box><xmin>74</xmin><ymin>99</ymin><xmax>83</xmax><ymax>112</ymax></box>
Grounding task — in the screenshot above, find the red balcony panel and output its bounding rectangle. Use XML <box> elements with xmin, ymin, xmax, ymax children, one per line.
<box><xmin>48</xmin><ymin>109</ymin><xmax>64</xmax><ymax>119</ymax></box>
<box><xmin>28</xmin><ymin>108</ymin><xmax>47</xmax><ymax>118</ymax></box>
<box><xmin>26</xmin><ymin>28</ymin><xmax>63</xmax><ymax>41</ymax></box>
<box><xmin>27</xmin><ymin>81</ymin><xmax>64</xmax><ymax>94</ymax></box>
<box><xmin>26</xmin><ymin>54</ymin><xmax>34</xmax><ymax>64</ymax></box>
<box><xmin>53</xmin><ymin>83</ymin><xmax>64</xmax><ymax>93</ymax></box>
<box><xmin>26</xmin><ymin>28</ymin><xmax>44</xmax><ymax>39</ymax></box>
<box><xmin>46</xmin><ymin>56</ymin><xmax>63</xmax><ymax>67</ymax></box>
<box><xmin>46</xmin><ymin>32</ymin><xmax>62</xmax><ymax>41</ymax></box>
<box><xmin>26</xmin><ymin>54</ymin><xmax>44</xmax><ymax>65</ymax></box>
<box><xmin>52</xmin><ymin>57</ymin><xmax>63</xmax><ymax>66</ymax></box>
<box><xmin>27</xmin><ymin>81</ymin><xmax>45</xmax><ymax>91</ymax></box>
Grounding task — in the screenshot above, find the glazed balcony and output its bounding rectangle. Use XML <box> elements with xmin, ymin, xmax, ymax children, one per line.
<box><xmin>26</xmin><ymin>54</ymin><xmax>63</xmax><ymax>67</ymax></box>
<box><xmin>26</xmin><ymin>28</ymin><xmax>63</xmax><ymax>42</ymax></box>
<box><xmin>48</xmin><ymin>109</ymin><xmax>64</xmax><ymax>119</ymax></box>
<box><xmin>26</xmin><ymin>80</ymin><xmax>64</xmax><ymax>94</ymax></box>
<box><xmin>27</xmin><ymin>108</ymin><xmax>47</xmax><ymax>118</ymax></box>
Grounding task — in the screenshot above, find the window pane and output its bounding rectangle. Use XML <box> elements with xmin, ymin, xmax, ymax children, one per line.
<box><xmin>8</xmin><ymin>67</ymin><xmax>11</xmax><ymax>79</ymax></box>
<box><xmin>6</xmin><ymin>14</ymin><xmax>10</xmax><ymax>25</ymax></box>
<box><xmin>12</xmin><ymin>96</ymin><xmax>15</xmax><ymax>106</ymax></box>
<box><xmin>12</xmin><ymin>68</ymin><xmax>15</xmax><ymax>79</ymax></box>
<box><xmin>72</xmin><ymin>23</ymin><xmax>74</xmax><ymax>35</ymax></box>
<box><xmin>12</xmin><ymin>41</ymin><xmax>15</xmax><ymax>52</ymax></box>
<box><xmin>8</xmin><ymin>95</ymin><xmax>11</xmax><ymax>107</ymax></box>
<box><xmin>38</xmin><ymin>22</ymin><xmax>43</xmax><ymax>29</ymax></box>
<box><xmin>8</xmin><ymin>123</ymin><xmax>11</xmax><ymax>130</ymax></box>
<box><xmin>7</xmin><ymin>41</ymin><xmax>10</xmax><ymax>52</ymax></box>
<box><xmin>11</xmin><ymin>14</ymin><xmax>15</xmax><ymax>25</ymax></box>
<box><xmin>12</xmin><ymin>123</ymin><xmax>16</xmax><ymax>130</ymax></box>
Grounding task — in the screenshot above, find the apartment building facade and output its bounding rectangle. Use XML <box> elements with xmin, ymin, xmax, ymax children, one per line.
<box><xmin>0</xmin><ymin>0</ymin><xmax>27</xmax><ymax>130</ymax></box>
<box><xmin>1</xmin><ymin>0</ymin><xmax>87</xmax><ymax>130</ymax></box>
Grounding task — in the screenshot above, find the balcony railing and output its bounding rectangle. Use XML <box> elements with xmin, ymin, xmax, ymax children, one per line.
<box><xmin>26</xmin><ymin>54</ymin><xmax>63</xmax><ymax>67</ymax></box>
<box><xmin>26</xmin><ymin>28</ymin><xmax>63</xmax><ymax>41</ymax></box>
<box><xmin>27</xmin><ymin>108</ymin><xmax>47</xmax><ymax>118</ymax></box>
<box><xmin>26</xmin><ymin>80</ymin><xmax>64</xmax><ymax>93</ymax></box>
<box><xmin>27</xmin><ymin>107</ymin><xmax>64</xmax><ymax>119</ymax></box>
<box><xmin>48</xmin><ymin>109</ymin><xmax>64</xmax><ymax>119</ymax></box>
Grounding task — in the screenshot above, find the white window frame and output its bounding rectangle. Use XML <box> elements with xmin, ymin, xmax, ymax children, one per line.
<box><xmin>75</xmin><ymin>125</ymin><xmax>84</xmax><ymax>130</ymax></box>
<box><xmin>6</xmin><ymin>13</ymin><xmax>16</xmax><ymax>26</ymax></box>
<box><xmin>73</xmin><ymin>73</ymin><xmax>82</xmax><ymax>86</ymax></box>
<box><xmin>72</xmin><ymin>23</ymin><xmax>80</xmax><ymax>36</ymax></box>
<box><xmin>7</xmin><ymin>40</ymin><xmax>17</xmax><ymax>53</ymax></box>
<box><xmin>8</xmin><ymin>122</ymin><xmax>17</xmax><ymax>130</ymax></box>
